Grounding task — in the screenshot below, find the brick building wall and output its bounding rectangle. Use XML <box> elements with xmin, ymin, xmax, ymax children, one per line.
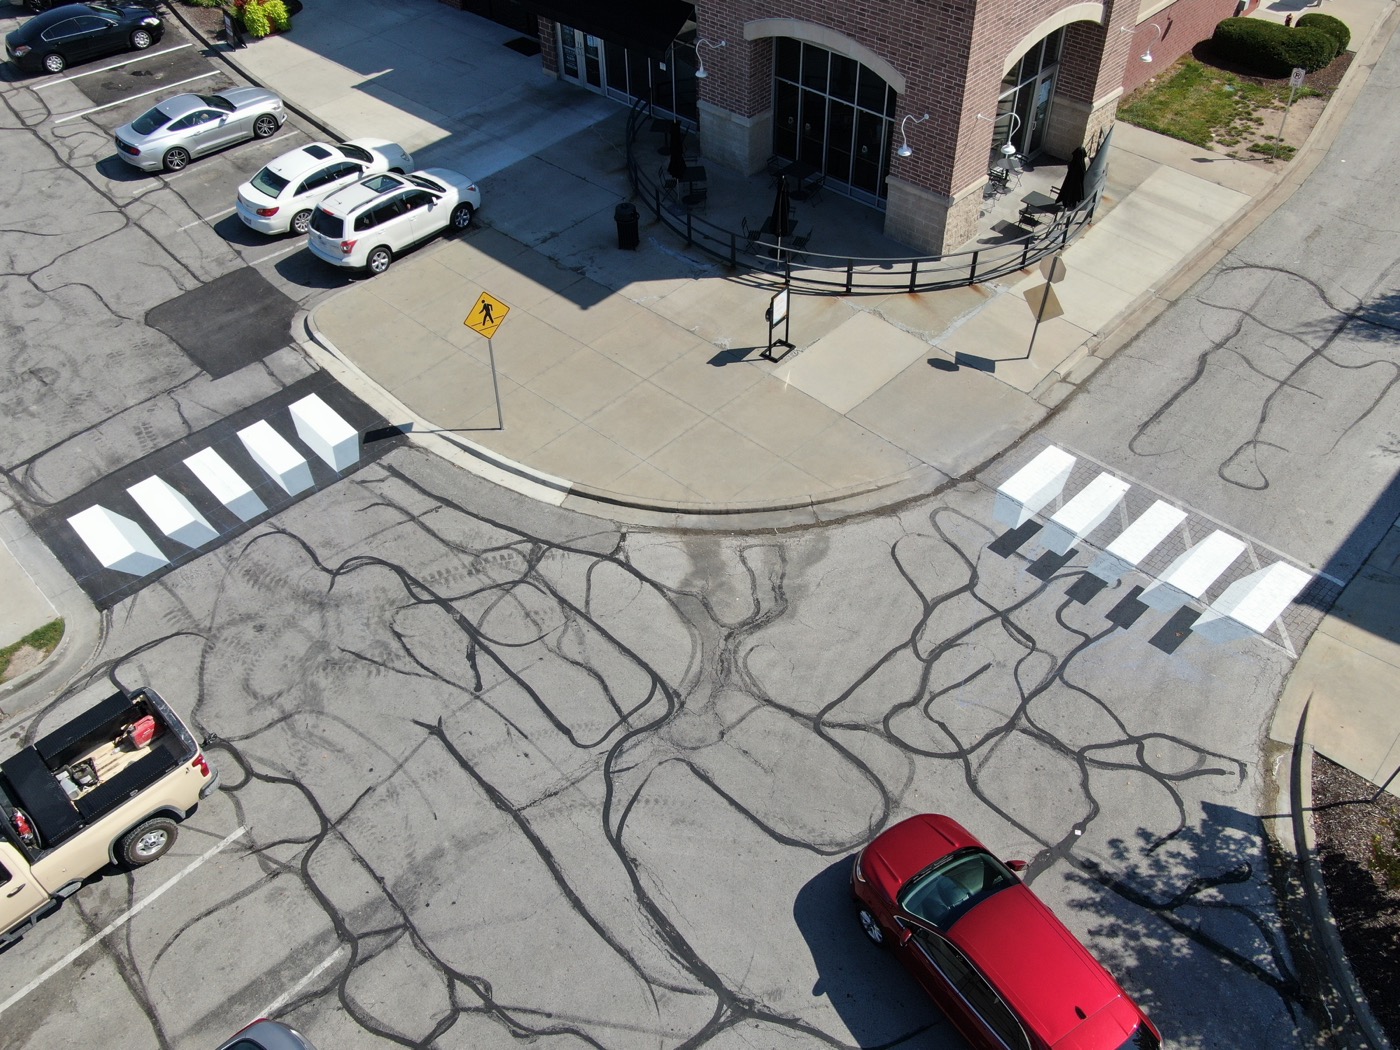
<box><xmin>1120</xmin><ymin>0</ymin><xmax>1238</xmax><ymax>94</ymax></box>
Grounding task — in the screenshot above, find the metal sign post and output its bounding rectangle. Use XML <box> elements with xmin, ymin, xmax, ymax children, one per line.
<box><xmin>761</xmin><ymin>287</ymin><xmax>795</xmax><ymax>361</ymax></box>
<box><xmin>1278</xmin><ymin>67</ymin><xmax>1305</xmax><ymax>151</ymax></box>
<box><xmin>465</xmin><ymin>291</ymin><xmax>511</xmax><ymax>430</ymax></box>
<box><xmin>1024</xmin><ymin>253</ymin><xmax>1067</xmax><ymax>359</ymax></box>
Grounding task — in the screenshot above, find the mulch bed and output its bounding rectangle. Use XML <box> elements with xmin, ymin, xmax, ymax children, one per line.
<box><xmin>1192</xmin><ymin>41</ymin><xmax>1353</xmax><ymax>95</ymax></box>
<box><xmin>1310</xmin><ymin>754</ymin><xmax>1400</xmax><ymax>1043</ymax></box>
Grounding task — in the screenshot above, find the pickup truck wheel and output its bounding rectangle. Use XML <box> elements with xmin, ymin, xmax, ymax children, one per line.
<box><xmin>120</xmin><ymin>818</ymin><xmax>177</xmax><ymax>865</ymax></box>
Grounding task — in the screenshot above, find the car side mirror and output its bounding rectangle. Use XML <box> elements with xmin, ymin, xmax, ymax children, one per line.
<box><xmin>897</xmin><ymin>927</ymin><xmax>913</xmax><ymax>947</ymax></box>
<box><xmin>1005</xmin><ymin>859</ymin><xmax>1028</xmax><ymax>873</ymax></box>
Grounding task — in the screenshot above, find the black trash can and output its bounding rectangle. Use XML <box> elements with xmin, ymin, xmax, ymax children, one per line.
<box><xmin>614</xmin><ymin>201</ymin><xmax>639</xmax><ymax>250</ymax></box>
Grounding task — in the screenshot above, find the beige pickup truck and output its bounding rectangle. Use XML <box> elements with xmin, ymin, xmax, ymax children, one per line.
<box><xmin>0</xmin><ymin>686</ymin><xmax>219</xmax><ymax>948</ymax></box>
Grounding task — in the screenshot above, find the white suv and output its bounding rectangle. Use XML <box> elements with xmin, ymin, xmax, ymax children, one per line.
<box><xmin>307</xmin><ymin>169</ymin><xmax>480</xmax><ymax>275</ymax></box>
<box><xmin>237</xmin><ymin>139</ymin><xmax>415</xmax><ymax>236</ymax></box>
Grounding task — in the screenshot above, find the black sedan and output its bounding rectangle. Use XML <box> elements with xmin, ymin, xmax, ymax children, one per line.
<box><xmin>6</xmin><ymin>2</ymin><xmax>163</xmax><ymax>75</ymax></box>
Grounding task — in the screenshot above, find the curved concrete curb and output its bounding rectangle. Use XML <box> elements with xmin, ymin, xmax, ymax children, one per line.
<box><xmin>298</xmin><ymin>308</ymin><xmax>947</xmax><ymax>531</ymax></box>
<box><xmin>0</xmin><ymin>509</ymin><xmax>104</xmax><ymax>723</ymax></box>
<box><xmin>1266</xmin><ymin>699</ymin><xmax>1393</xmax><ymax>1049</ymax></box>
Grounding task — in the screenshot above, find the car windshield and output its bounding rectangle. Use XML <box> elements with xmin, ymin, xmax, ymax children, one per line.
<box><xmin>1114</xmin><ymin>1025</ymin><xmax>1160</xmax><ymax>1050</ymax></box>
<box><xmin>251</xmin><ymin>167</ymin><xmax>289</xmax><ymax>197</ymax></box>
<box><xmin>898</xmin><ymin>849</ymin><xmax>1018</xmax><ymax>929</ymax></box>
<box><xmin>130</xmin><ymin>107</ymin><xmax>172</xmax><ymax>135</ymax></box>
<box><xmin>199</xmin><ymin>94</ymin><xmax>235</xmax><ymax>112</ymax></box>
<box><xmin>407</xmin><ymin>173</ymin><xmax>444</xmax><ymax>193</ymax></box>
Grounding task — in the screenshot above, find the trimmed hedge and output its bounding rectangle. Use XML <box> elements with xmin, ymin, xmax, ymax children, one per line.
<box><xmin>1297</xmin><ymin>12</ymin><xmax>1350</xmax><ymax>52</ymax></box>
<box><xmin>1211</xmin><ymin>16</ymin><xmax>1337</xmax><ymax>75</ymax></box>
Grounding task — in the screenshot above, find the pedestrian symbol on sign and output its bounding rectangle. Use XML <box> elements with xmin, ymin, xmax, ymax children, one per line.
<box><xmin>465</xmin><ymin>291</ymin><xmax>510</xmax><ymax>339</ymax></box>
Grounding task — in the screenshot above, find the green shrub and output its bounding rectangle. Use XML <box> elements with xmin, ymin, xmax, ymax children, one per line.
<box><xmin>184</xmin><ymin>0</ymin><xmax>225</xmax><ymax>7</ymax></box>
<box><xmin>1296</xmin><ymin>12</ymin><xmax>1350</xmax><ymax>52</ymax></box>
<box><xmin>262</xmin><ymin>0</ymin><xmax>291</xmax><ymax>32</ymax></box>
<box><xmin>1269</xmin><ymin>26</ymin><xmax>1337</xmax><ymax>72</ymax></box>
<box><xmin>1211</xmin><ymin>17</ymin><xmax>1336</xmax><ymax>75</ymax></box>
<box><xmin>238</xmin><ymin>1</ymin><xmax>270</xmax><ymax>37</ymax></box>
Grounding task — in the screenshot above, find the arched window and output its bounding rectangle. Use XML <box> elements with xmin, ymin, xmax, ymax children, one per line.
<box><xmin>772</xmin><ymin>38</ymin><xmax>897</xmax><ymax>207</ymax></box>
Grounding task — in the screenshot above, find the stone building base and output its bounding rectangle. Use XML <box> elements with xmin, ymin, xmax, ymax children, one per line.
<box><xmin>698</xmin><ymin>101</ymin><xmax>771</xmax><ymax>177</ymax></box>
<box><xmin>1042</xmin><ymin>89</ymin><xmax>1122</xmax><ymax>159</ymax></box>
<box><xmin>883</xmin><ymin>177</ymin><xmax>985</xmax><ymax>257</ymax></box>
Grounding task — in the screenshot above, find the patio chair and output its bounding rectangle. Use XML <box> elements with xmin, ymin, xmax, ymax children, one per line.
<box><xmin>789</xmin><ymin>229</ymin><xmax>812</xmax><ymax>264</ymax></box>
<box><xmin>742</xmin><ymin>217</ymin><xmax>758</xmax><ymax>253</ymax></box>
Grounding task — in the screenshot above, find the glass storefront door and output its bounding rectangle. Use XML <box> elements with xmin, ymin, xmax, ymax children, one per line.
<box><xmin>558</xmin><ymin>25</ymin><xmax>602</xmax><ymax>90</ymax></box>
<box><xmin>993</xmin><ymin>28</ymin><xmax>1063</xmax><ymax>165</ymax></box>
<box><xmin>558</xmin><ymin>24</ymin><xmax>699</xmax><ymax>123</ymax></box>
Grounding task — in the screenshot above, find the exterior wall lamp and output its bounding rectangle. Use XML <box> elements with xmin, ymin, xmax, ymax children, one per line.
<box><xmin>1123</xmin><ymin>23</ymin><xmax>1163</xmax><ymax>63</ymax></box>
<box><xmin>692</xmin><ymin>38</ymin><xmax>727</xmax><ymax>78</ymax></box>
<box><xmin>896</xmin><ymin>113</ymin><xmax>930</xmax><ymax>157</ymax></box>
<box><xmin>977</xmin><ymin>111</ymin><xmax>1021</xmax><ymax>160</ymax></box>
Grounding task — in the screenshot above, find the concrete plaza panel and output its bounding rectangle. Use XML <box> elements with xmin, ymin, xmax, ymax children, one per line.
<box><xmin>649</xmin><ymin>352</ymin><xmax>766</xmax><ymax>416</ymax></box>
<box><xmin>865</xmin><ymin>284</ymin><xmax>992</xmax><ymax>341</ymax></box>
<box><xmin>770</xmin><ymin>311</ymin><xmax>931</xmax><ymax>415</ymax></box>
<box><xmin>585</xmin><ymin>381</ymin><xmax>707</xmax><ymax>459</ymax></box>
<box><xmin>646</xmin><ymin>416</ymin><xmax>786</xmax><ymax>502</ymax></box>
<box><xmin>589</xmin><ymin>317</ymin><xmax>709</xmax><ymax>380</ymax></box>
<box><xmin>713</xmin><ymin>382</ymin><xmax>842</xmax><ymax>458</ymax></box>
<box><xmin>532</xmin><ymin>423</ymin><xmax>645</xmax><ymax>490</ymax></box>
<box><xmin>393</xmin><ymin>348</ymin><xmax>503</xmax><ymax>432</ymax></box>
<box><xmin>849</xmin><ymin>355</ymin><xmax>1044</xmax><ymax>480</ymax></box>
<box><xmin>935</xmin><ymin>294</ymin><xmax>1093</xmax><ymax>395</ymax></box>
<box><xmin>530</xmin><ymin>347</ymin><xmax>646</xmax><ymax>423</ymax></box>
<box><xmin>482</xmin><ymin>311</ymin><xmax>587</xmax><ymax>385</ymax></box>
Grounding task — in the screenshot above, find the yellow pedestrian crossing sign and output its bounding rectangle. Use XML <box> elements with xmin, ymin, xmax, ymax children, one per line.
<box><xmin>465</xmin><ymin>291</ymin><xmax>510</xmax><ymax>339</ymax></box>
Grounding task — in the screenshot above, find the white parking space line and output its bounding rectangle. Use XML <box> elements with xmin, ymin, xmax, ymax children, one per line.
<box><xmin>0</xmin><ymin>825</ymin><xmax>249</xmax><ymax>1018</ymax></box>
<box><xmin>52</xmin><ymin>71</ymin><xmax>217</xmax><ymax>125</ymax></box>
<box><xmin>257</xmin><ymin>946</ymin><xmax>344</xmax><ymax>1019</ymax></box>
<box><xmin>250</xmin><ymin>242</ymin><xmax>308</xmax><ymax>266</ymax></box>
<box><xmin>33</xmin><ymin>44</ymin><xmax>193</xmax><ymax>89</ymax></box>
<box><xmin>181</xmin><ymin>206</ymin><xmax>236</xmax><ymax>231</ymax></box>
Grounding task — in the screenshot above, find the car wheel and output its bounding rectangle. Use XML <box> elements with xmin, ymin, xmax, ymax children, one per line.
<box><xmin>858</xmin><ymin>907</ymin><xmax>887</xmax><ymax>948</ymax></box>
<box><xmin>450</xmin><ymin>202</ymin><xmax>474</xmax><ymax>230</ymax></box>
<box><xmin>130</xmin><ymin>28</ymin><xmax>153</xmax><ymax>49</ymax></box>
<box><xmin>119</xmin><ymin>817</ymin><xmax>178</xmax><ymax>866</ymax></box>
<box><xmin>252</xmin><ymin>114</ymin><xmax>280</xmax><ymax>139</ymax></box>
<box><xmin>42</xmin><ymin>52</ymin><xmax>66</xmax><ymax>74</ymax></box>
<box><xmin>367</xmin><ymin>246</ymin><xmax>392</xmax><ymax>275</ymax></box>
<box><xmin>290</xmin><ymin>209</ymin><xmax>312</xmax><ymax>235</ymax></box>
<box><xmin>162</xmin><ymin>147</ymin><xmax>191</xmax><ymax>172</ymax></box>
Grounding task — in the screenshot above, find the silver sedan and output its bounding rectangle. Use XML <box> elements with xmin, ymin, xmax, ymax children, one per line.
<box><xmin>114</xmin><ymin>87</ymin><xmax>285</xmax><ymax>173</ymax></box>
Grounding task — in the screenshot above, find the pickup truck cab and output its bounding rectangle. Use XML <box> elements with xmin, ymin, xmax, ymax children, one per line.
<box><xmin>0</xmin><ymin>687</ymin><xmax>218</xmax><ymax>948</ymax></box>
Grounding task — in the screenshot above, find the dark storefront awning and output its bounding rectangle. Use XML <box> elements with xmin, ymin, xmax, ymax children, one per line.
<box><xmin>518</xmin><ymin>0</ymin><xmax>694</xmax><ymax>57</ymax></box>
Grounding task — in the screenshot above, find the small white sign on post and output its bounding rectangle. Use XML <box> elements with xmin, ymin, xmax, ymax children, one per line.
<box><xmin>1289</xmin><ymin>67</ymin><xmax>1306</xmax><ymax>88</ymax></box>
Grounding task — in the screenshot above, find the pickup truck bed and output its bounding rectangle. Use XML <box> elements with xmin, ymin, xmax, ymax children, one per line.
<box><xmin>0</xmin><ymin>692</ymin><xmax>186</xmax><ymax>849</ymax></box>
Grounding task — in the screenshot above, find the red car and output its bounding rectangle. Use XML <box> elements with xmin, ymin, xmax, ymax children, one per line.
<box><xmin>851</xmin><ymin>814</ymin><xmax>1162</xmax><ymax>1050</ymax></box>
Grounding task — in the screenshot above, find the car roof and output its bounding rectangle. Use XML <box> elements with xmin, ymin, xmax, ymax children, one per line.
<box><xmin>315</xmin><ymin>173</ymin><xmax>412</xmax><ymax>216</ymax></box>
<box><xmin>15</xmin><ymin>3</ymin><xmax>106</xmax><ymax>33</ymax></box>
<box><xmin>949</xmin><ymin>883</ymin><xmax>1131</xmax><ymax>1046</ymax></box>
<box><xmin>263</xmin><ymin>143</ymin><xmax>350</xmax><ymax>179</ymax></box>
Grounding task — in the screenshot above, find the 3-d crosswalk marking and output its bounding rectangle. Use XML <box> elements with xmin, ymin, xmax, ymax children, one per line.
<box><xmin>290</xmin><ymin>393</ymin><xmax>359</xmax><ymax>471</ymax></box>
<box><xmin>67</xmin><ymin>506</ymin><xmax>168</xmax><ymax>575</ymax></box>
<box><xmin>1141</xmin><ymin>530</ymin><xmax>1246</xmax><ymax>610</ymax></box>
<box><xmin>128</xmin><ymin>476</ymin><xmax>218</xmax><ymax>549</ymax></box>
<box><xmin>1088</xmin><ymin>500</ymin><xmax>1187</xmax><ymax>584</ymax></box>
<box><xmin>995</xmin><ymin>445</ymin><xmax>1075</xmax><ymax>527</ymax></box>
<box><xmin>1041</xmin><ymin>472</ymin><xmax>1129</xmax><ymax>555</ymax></box>
<box><xmin>185</xmin><ymin>447</ymin><xmax>267</xmax><ymax>522</ymax></box>
<box><xmin>1193</xmin><ymin>562</ymin><xmax>1312</xmax><ymax>643</ymax></box>
<box><xmin>238</xmin><ymin>420</ymin><xmax>313</xmax><ymax>495</ymax></box>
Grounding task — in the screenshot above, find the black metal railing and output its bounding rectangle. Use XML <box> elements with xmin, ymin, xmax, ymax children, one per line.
<box><xmin>625</xmin><ymin>100</ymin><xmax>1094</xmax><ymax>295</ymax></box>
